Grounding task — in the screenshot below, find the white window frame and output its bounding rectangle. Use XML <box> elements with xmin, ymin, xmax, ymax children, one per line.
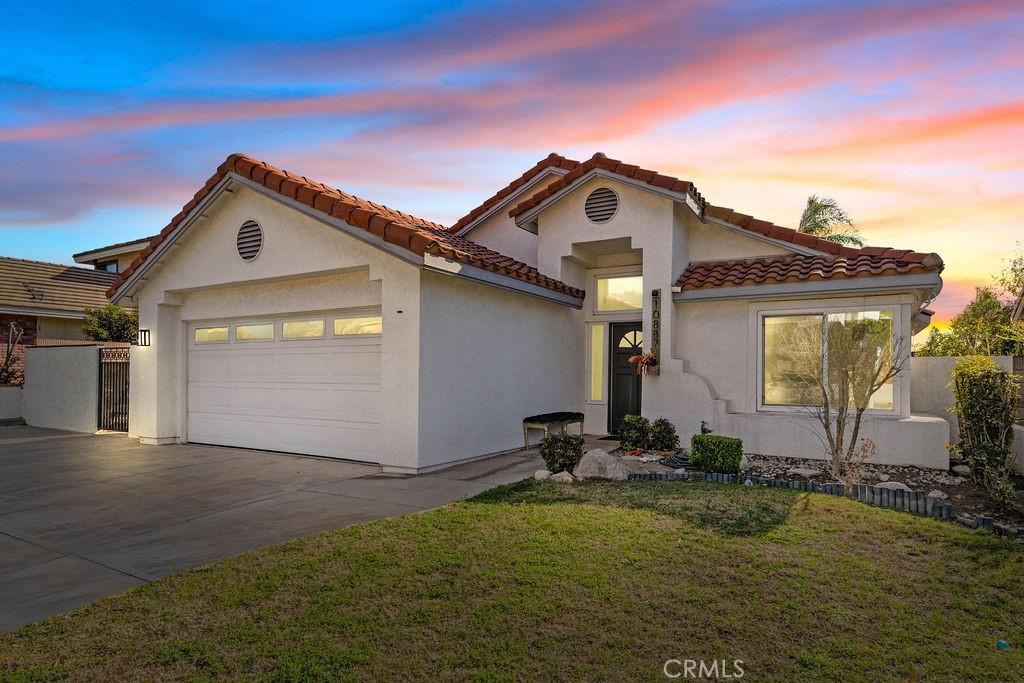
<box><xmin>193</xmin><ymin>325</ymin><xmax>230</xmax><ymax>344</ymax></box>
<box><xmin>330</xmin><ymin>312</ymin><xmax>383</xmax><ymax>338</ymax></box>
<box><xmin>755</xmin><ymin>304</ymin><xmax>904</xmax><ymax>416</ymax></box>
<box><xmin>587</xmin><ymin>322</ymin><xmax>607</xmax><ymax>404</ymax></box>
<box><xmin>591</xmin><ymin>269</ymin><xmax>643</xmax><ymax>317</ymax></box>
<box><xmin>232</xmin><ymin>321</ymin><xmax>276</xmax><ymax>343</ymax></box>
<box><xmin>280</xmin><ymin>318</ymin><xmax>326</xmax><ymax>340</ymax></box>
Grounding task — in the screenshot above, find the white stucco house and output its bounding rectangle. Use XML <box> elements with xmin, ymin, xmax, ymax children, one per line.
<box><xmin>108</xmin><ymin>152</ymin><xmax>947</xmax><ymax>473</ymax></box>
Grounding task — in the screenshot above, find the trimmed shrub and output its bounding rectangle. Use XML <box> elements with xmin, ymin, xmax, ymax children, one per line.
<box><xmin>618</xmin><ymin>415</ymin><xmax>650</xmax><ymax>451</ymax></box>
<box><xmin>649</xmin><ymin>417</ymin><xmax>680</xmax><ymax>451</ymax></box>
<box><xmin>950</xmin><ymin>356</ymin><xmax>1021</xmax><ymax>508</ymax></box>
<box><xmin>690</xmin><ymin>434</ymin><xmax>743</xmax><ymax>474</ymax></box>
<box><xmin>539</xmin><ymin>433</ymin><xmax>584</xmax><ymax>473</ymax></box>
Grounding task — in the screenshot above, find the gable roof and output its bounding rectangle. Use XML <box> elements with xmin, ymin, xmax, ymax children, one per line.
<box><xmin>73</xmin><ymin>235</ymin><xmax>156</xmax><ymax>262</ymax></box>
<box><xmin>676</xmin><ymin>251</ymin><xmax>943</xmax><ymax>292</ymax></box>
<box><xmin>508</xmin><ymin>152</ymin><xmax>708</xmax><ymax>219</ymax></box>
<box><xmin>108</xmin><ymin>154</ymin><xmax>583</xmax><ymax>301</ymax></box>
<box><xmin>0</xmin><ymin>257</ymin><xmax>116</xmax><ymax>315</ymax></box>
<box><xmin>448</xmin><ymin>153</ymin><xmax>579</xmax><ymax>234</ymax></box>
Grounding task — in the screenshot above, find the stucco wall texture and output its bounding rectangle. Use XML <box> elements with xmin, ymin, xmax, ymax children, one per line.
<box><xmin>23</xmin><ymin>346</ymin><xmax>98</xmax><ymax>432</ymax></box>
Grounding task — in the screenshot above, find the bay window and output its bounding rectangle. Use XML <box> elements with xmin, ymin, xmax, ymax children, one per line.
<box><xmin>760</xmin><ymin>308</ymin><xmax>897</xmax><ymax>412</ymax></box>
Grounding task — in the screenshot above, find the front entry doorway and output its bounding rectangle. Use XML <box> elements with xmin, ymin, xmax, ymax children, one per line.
<box><xmin>609</xmin><ymin>322</ymin><xmax>642</xmax><ymax>434</ymax></box>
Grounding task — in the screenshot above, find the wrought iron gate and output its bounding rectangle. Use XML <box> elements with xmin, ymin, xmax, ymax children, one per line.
<box><xmin>98</xmin><ymin>347</ymin><xmax>130</xmax><ymax>431</ymax></box>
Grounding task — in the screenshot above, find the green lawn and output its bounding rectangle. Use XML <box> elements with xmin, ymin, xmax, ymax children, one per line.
<box><xmin>2</xmin><ymin>480</ymin><xmax>1023</xmax><ymax>681</ymax></box>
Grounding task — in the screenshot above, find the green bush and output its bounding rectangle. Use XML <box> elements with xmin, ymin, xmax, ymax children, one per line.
<box><xmin>690</xmin><ymin>434</ymin><xmax>743</xmax><ymax>474</ymax></box>
<box><xmin>649</xmin><ymin>417</ymin><xmax>680</xmax><ymax>451</ymax></box>
<box><xmin>539</xmin><ymin>433</ymin><xmax>584</xmax><ymax>473</ymax></box>
<box><xmin>950</xmin><ymin>356</ymin><xmax>1021</xmax><ymax>508</ymax></box>
<box><xmin>618</xmin><ymin>415</ymin><xmax>650</xmax><ymax>451</ymax></box>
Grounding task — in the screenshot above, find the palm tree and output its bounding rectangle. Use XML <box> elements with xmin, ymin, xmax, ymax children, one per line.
<box><xmin>799</xmin><ymin>195</ymin><xmax>865</xmax><ymax>247</ymax></box>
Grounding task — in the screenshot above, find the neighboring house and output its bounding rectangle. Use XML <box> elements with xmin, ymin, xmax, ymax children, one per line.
<box><xmin>0</xmin><ymin>257</ymin><xmax>117</xmax><ymax>345</ymax></box>
<box><xmin>73</xmin><ymin>235</ymin><xmax>154</xmax><ymax>273</ymax></box>
<box><xmin>107</xmin><ymin>152</ymin><xmax>947</xmax><ymax>473</ymax></box>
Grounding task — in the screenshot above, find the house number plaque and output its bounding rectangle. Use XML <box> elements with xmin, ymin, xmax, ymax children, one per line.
<box><xmin>650</xmin><ymin>288</ymin><xmax>661</xmax><ymax>376</ymax></box>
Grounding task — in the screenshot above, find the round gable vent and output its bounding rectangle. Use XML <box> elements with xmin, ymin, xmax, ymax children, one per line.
<box><xmin>236</xmin><ymin>220</ymin><xmax>263</xmax><ymax>261</ymax></box>
<box><xmin>585</xmin><ymin>187</ymin><xmax>618</xmax><ymax>223</ymax></box>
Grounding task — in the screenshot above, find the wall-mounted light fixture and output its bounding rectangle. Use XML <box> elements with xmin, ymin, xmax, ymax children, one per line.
<box><xmin>136</xmin><ymin>329</ymin><xmax>151</xmax><ymax>346</ymax></box>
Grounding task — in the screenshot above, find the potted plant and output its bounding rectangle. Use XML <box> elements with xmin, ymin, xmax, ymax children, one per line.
<box><xmin>627</xmin><ymin>352</ymin><xmax>658</xmax><ymax>376</ymax></box>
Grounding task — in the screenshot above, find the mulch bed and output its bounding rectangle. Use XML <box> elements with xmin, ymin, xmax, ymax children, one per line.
<box><xmin>608</xmin><ymin>447</ymin><xmax>1024</xmax><ymax>527</ymax></box>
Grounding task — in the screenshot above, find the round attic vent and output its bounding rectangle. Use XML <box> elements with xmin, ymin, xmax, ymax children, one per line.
<box><xmin>236</xmin><ymin>220</ymin><xmax>263</xmax><ymax>261</ymax></box>
<box><xmin>585</xmin><ymin>187</ymin><xmax>618</xmax><ymax>223</ymax></box>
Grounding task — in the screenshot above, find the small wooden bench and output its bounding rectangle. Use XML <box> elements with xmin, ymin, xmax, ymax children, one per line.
<box><xmin>522</xmin><ymin>411</ymin><xmax>585</xmax><ymax>448</ymax></box>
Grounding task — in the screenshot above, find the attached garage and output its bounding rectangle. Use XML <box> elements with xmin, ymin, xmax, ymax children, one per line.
<box><xmin>186</xmin><ymin>311</ymin><xmax>383</xmax><ymax>461</ymax></box>
<box><xmin>112</xmin><ymin>153</ymin><xmax>584</xmax><ymax>473</ymax></box>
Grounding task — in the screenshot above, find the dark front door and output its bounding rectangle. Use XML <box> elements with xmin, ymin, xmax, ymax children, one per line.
<box><xmin>609</xmin><ymin>322</ymin><xmax>642</xmax><ymax>434</ymax></box>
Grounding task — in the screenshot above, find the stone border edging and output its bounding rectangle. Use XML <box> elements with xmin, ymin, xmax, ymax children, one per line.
<box><xmin>627</xmin><ymin>470</ymin><xmax>1022</xmax><ymax>538</ymax></box>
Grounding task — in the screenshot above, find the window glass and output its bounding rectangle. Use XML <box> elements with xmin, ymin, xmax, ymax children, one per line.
<box><xmin>590</xmin><ymin>325</ymin><xmax>605</xmax><ymax>401</ymax></box>
<box><xmin>282</xmin><ymin>320</ymin><xmax>324</xmax><ymax>339</ymax></box>
<box><xmin>194</xmin><ymin>326</ymin><xmax>228</xmax><ymax>343</ymax></box>
<box><xmin>97</xmin><ymin>261</ymin><xmax>118</xmax><ymax>273</ymax></box>
<box><xmin>762</xmin><ymin>315</ymin><xmax>823</xmax><ymax>406</ymax></box>
<box><xmin>236</xmin><ymin>323</ymin><xmax>274</xmax><ymax>341</ymax></box>
<box><xmin>334</xmin><ymin>316</ymin><xmax>383</xmax><ymax>336</ymax></box>
<box><xmin>618</xmin><ymin>330</ymin><xmax>642</xmax><ymax>348</ymax></box>
<box><xmin>596</xmin><ymin>275</ymin><xmax>642</xmax><ymax>312</ymax></box>
<box><xmin>826</xmin><ymin>310</ymin><xmax>895</xmax><ymax>410</ymax></box>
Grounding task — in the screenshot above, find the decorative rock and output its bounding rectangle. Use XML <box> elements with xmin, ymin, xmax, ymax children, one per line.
<box><xmin>534</xmin><ymin>469</ymin><xmax>552</xmax><ymax>481</ymax></box>
<box><xmin>952</xmin><ymin>465</ymin><xmax>970</xmax><ymax>476</ymax></box>
<box><xmin>788</xmin><ymin>467</ymin><xmax>823</xmax><ymax>478</ymax></box>
<box><xmin>572</xmin><ymin>449</ymin><xmax>629</xmax><ymax>481</ymax></box>
<box><xmin>550</xmin><ymin>470</ymin><xmax>575</xmax><ymax>483</ymax></box>
<box><xmin>878</xmin><ymin>473</ymin><xmax>890</xmax><ymax>482</ymax></box>
<box><xmin>876</xmin><ymin>481</ymin><xmax>911</xmax><ymax>491</ymax></box>
<box><xmin>927</xmin><ymin>489</ymin><xmax>948</xmax><ymax>500</ymax></box>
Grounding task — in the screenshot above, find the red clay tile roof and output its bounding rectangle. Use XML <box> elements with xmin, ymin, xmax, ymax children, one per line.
<box><xmin>676</xmin><ymin>252</ymin><xmax>944</xmax><ymax>292</ymax></box>
<box><xmin>108</xmin><ymin>154</ymin><xmax>583</xmax><ymax>300</ymax></box>
<box><xmin>508</xmin><ymin>152</ymin><xmax>707</xmax><ymax>219</ymax></box>
<box><xmin>448</xmin><ymin>153</ymin><xmax>579</xmax><ymax>233</ymax></box>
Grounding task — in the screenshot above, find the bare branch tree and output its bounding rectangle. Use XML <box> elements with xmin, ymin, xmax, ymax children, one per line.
<box><xmin>771</xmin><ymin>312</ymin><xmax>907</xmax><ymax>490</ymax></box>
<box><xmin>0</xmin><ymin>322</ymin><xmax>25</xmax><ymax>386</ymax></box>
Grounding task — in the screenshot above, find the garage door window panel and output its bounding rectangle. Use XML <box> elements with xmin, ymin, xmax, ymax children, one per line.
<box><xmin>282</xmin><ymin>320</ymin><xmax>325</xmax><ymax>339</ymax></box>
<box><xmin>195</xmin><ymin>326</ymin><xmax>229</xmax><ymax>343</ymax></box>
<box><xmin>333</xmin><ymin>315</ymin><xmax>383</xmax><ymax>336</ymax></box>
<box><xmin>236</xmin><ymin>323</ymin><xmax>275</xmax><ymax>341</ymax></box>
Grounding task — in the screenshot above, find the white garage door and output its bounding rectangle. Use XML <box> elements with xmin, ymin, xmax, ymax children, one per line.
<box><xmin>187</xmin><ymin>311</ymin><xmax>383</xmax><ymax>461</ymax></box>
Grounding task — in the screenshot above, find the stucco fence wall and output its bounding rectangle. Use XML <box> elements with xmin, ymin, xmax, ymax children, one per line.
<box><xmin>909</xmin><ymin>355</ymin><xmax>1023</xmax><ymax>473</ymax></box>
<box><xmin>22</xmin><ymin>345</ymin><xmax>99</xmax><ymax>433</ymax></box>
<box><xmin>0</xmin><ymin>386</ymin><xmax>21</xmax><ymax>420</ymax></box>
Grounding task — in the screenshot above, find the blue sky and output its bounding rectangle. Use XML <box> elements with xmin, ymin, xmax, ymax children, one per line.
<box><xmin>2</xmin><ymin>0</ymin><xmax>1023</xmax><ymax>323</ymax></box>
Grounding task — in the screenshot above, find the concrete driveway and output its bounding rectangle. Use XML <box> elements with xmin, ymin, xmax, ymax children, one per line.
<box><xmin>0</xmin><ymin>425</ymin><xmax>541</xmax><ymax>633</ymax></box>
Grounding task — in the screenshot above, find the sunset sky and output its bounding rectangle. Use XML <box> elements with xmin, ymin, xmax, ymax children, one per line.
<box><xmin>2</xmin><ymin>0</ymin><xmax>1022</xmax><ymax>327</ymax></box>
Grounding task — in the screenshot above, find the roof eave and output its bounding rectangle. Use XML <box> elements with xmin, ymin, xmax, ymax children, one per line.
<box><xmin>672</xmin><ymin>272</ymin><xmax>943</xmax><ymax>303</ymax></box>
<box><xmin>512</xmin><ymin>168</ymin><xmax>704</xmax><ymax>231</ymax></box>
<box><xmin>111</xmin><ymin>173</ymin><xmax>429</xmax><ymax>304</ymax></box>
<box><xmin>454</xmin><ymin>167</ymin><xmax>571</xmax><ymax>237</ymax></box>
<box><xmin>73</xmin><ymin>238</ymin><xmax>154</xmax><ymax>264</ymax></box>
<box><xmin>423</xmin><ymin>254</ymin><xmax>583</xmax><ymax>308</ymax></box>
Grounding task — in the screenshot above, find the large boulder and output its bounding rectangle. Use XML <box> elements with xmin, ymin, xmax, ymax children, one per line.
<box><xmin>572</xmin><ymin>448</ymin><xmax>629</xmax><ymax>482</ymax></box>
